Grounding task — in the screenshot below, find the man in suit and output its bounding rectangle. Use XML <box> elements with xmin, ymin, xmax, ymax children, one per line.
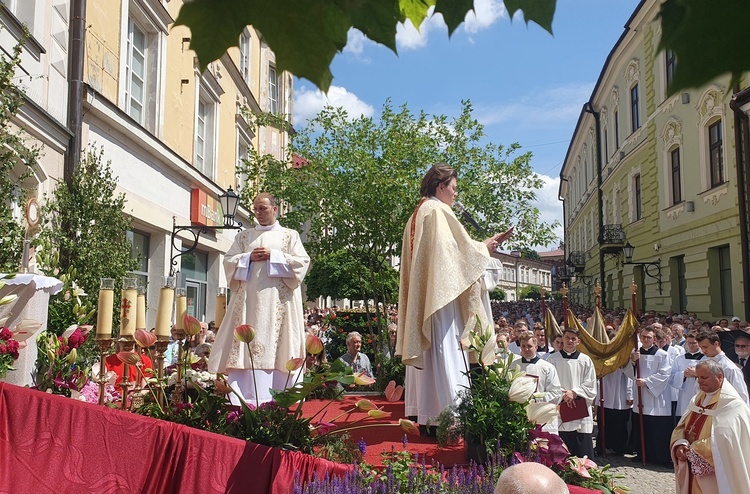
<box><xmin>734</xmin><ymin>333</ymin><xmax>750</xmax><ymax>393</ymax></box>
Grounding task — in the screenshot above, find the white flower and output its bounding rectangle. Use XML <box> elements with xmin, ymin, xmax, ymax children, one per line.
<box><xmin>508</xmin><ymin>376</ymin><xmax>536</xmax><ymax>403</ymax></box>
<box><xmin>480</xmin><ymin>336</ymin><xmax>497</xmax><ymax>367</ymax></box>
<box><xmin>526</xmin><ymin>401</ymin><xmax>559</xmax><ymax>425</ymax></box>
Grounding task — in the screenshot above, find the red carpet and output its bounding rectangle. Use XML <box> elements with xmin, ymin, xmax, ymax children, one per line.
<box><xmin>300</xmin><ymin>394</ymin><xmax>466</xmax><ymax>468</ymax></box>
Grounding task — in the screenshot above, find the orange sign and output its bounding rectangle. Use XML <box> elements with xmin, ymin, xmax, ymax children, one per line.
<box><xmin>190</xmin><ymin>188</ymin><xmax>223</xmax><ymax>227</ymax></box>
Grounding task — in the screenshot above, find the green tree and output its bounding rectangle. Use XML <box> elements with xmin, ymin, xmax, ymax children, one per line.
<box><xmin>517</xmin><ymin>285</ymin><xmax>541</xmax><ymax>301</ymax></box>
<box><xmin>39</xmin><ymin>149</ymin><xmax>138</xmax><ymax>302</ymax></box>
<box><xmin>175</xmin><ymin>0</ymin><xmax>744</xmax><ymax>94</ymax></box>
<box><xmin>519</xmin><ymin>248</ymin><xmax>541</xmax><ymax>261</ymax></box>
<box><xmin>489</xmin><ymin>288</ymin><xmax>506</xmax><ymax>301</ymax></box>
<box><xmin>0</xmin><ymin>34</ymin><xmax>41</xmax><ymax>272</ymax></box>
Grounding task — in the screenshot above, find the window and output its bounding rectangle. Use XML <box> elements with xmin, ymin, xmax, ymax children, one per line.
<box><xmin>195</xmin><ymin>92</ymin><xmax>216</xmax><ymax>177</ymax></box>
<box><xmin>718</xmin><ymin>246</ymin><xmax>733</xmax><ymax>316</ymax></box>
<box><xmin>127</xmin><ymin>230</ymin><xmax>150</xmax><ymax>289</ymax></box>
<box><xmin>604</xmin><ymin>128</ymin><xmax>609</xmax><ymax>163</ymax></box>
<box><xmin>5</xmin><ymin>0</ymin><xmax>37</xmax><ymax>36</ymax></box>
<box><xmin>181</xmin><ymin>251</ymin><xmax>208</xmax><ymax>321</ymax></box>
<box><xmin>634</xmin><ymin>173</ymin><xmax>642</xmax><ymax>221</ymax></box>
<box><xmin>236</xmin><ymin>135</ymin><xmax>250</xmax><ymax>192</ymax></box>
<box><xmin>708</xmin><ymin>120</ymin><xmax>724</xmax><ymax>187</ymax></box>
<box><xmin>672</xmin><ymin>255</ymin><xmax>687</xmax><ymax>313</ymax></box>
<box><xmin>630</xmin><ymin>84</ymin><xmax>640</xmax><ymax>132</ymax></box>
<box><xmin>239</xmin><ymin>31</ymin><xmax>251</xmax><ymax>82</ymax></box>
<box><xmin>614</xmin><ymin>110</ymin><xmax>620</xmax><ymax>149</ymax></box>
<box><xmin>268</xmin><ymin>65</ymin><xmax>279</xmax><ymax>113</ymax></box>
<box><xmin>665</xmin><ymin>49</ymin><xmax>676</xmax><ymax>91</ymax></box>
<box><xmin>125</xmin><ymin>19</ymin><xmax>147</xmax><ymax>124</ymax></box>
<box><xmin>670</xmin><ymin>147</ymin><xmax>682</xmax><ymax>204</ymax></box>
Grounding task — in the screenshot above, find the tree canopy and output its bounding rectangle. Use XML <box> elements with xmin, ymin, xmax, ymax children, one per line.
<box><xmin>175</xmin><ymin>0</ymin><xmax>748</xmax><ymax>94</ymax></box>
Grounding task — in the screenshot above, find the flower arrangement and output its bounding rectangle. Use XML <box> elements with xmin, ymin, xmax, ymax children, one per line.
<box><xmin>35</xmin><ymin>324</ymin><xmax>93</xmax><ymax>396</ymax></box>
<box><xmin>0</xmin><ymin>326</ymin><xmax>20</xmax><ymax>379</ymax></box>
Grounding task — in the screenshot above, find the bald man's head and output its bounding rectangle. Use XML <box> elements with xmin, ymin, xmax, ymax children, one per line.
<box><xmin>494</xmin><ymin>462</ymin><xmax>568</xmax><ymax>494</ymax></box>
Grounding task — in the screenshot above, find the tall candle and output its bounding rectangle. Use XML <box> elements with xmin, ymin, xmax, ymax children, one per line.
<box><xmin>96</xmin><ymin>278</ymin><xmax>115</xmax><ymax>338</ymax></box>
<box><xmin>174</xmin><ymin>288</ymin><xmax>187</xmax><ymax>330</ymax></box>
<box><xmin>136</xmin><ymin>294</ymin><xmax>146</xmax><ymax>330</ymax></box>
<box><xmin>120</xmin><ymin>277</ymin><xmax>139</xmax><ymax>336</ymax></box>
<box><xmin>155</xmin><ymin>287</ymin><xmax>175</xmax><ymax>337</ymax></box>
<box><xmin>215</xmin><ymin>288</ymin><xmax>227</xmax><ymax>327</ymax></box>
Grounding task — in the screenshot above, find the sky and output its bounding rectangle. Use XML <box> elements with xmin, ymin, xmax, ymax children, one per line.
<box><xmin>292</xmin><ymin>0</ymin><xmax>641</xmax><ymax>250</ymax></box>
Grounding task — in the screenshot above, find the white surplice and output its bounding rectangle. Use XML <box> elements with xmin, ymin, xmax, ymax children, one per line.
<box><xmin>514</xmin><ymin>355</ymin><xmax>563</xmax><ymax>434</ymax></box>
<box><xmin>547</xmin><ymin>350</ymin><xmax>597</xmax><ymax>434</ymax></box>
<box><xmin>669</xmin><ymin>352</ymin><xmax>704</xmax><ymax>417</ymax></box>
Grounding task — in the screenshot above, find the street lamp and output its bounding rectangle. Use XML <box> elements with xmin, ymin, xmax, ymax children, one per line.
<box><xmin>169</xmin><ymin>187</ymin><xmax>243</xmax><ymax>277</ymax></box>
<box><xmin>622</xmin><ymin>241</ymin><xmax>662</xmax><ymax>294</ymax></box>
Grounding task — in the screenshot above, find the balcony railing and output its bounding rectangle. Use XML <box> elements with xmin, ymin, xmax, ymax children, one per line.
<box><xmin>599</xmin><ymin>224</ymin><xmax>625</xmax><ymax>253</ymax></box>
<box><xmin>569</xmin><ymin>251</ymin><xmax>586</xmax><ymax>272</ymax></box>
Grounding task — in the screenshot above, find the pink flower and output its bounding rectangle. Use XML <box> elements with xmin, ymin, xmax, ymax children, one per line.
<box><xmin>183</xmin><ymin>315</ymin><xmax>202</xmax><ymax>336</ymax></box>
<box><xmin>67</xmin><ymin>328</ymin><xmax>86</xmax><ymax>349</ymax></box>
<box><xmin>355</xmin><ymin>399</ymin><xmax>377</xmax><ymax>411</ymax></box>
<box><xmin>285</xmin><ymin>357</ymin><xmax>304</xmax><ymax>371</ymax></box>
<box><xmin>569</xmin><ymin>456</ymin><xmax>593</xmax><ymax>478</ymax></box>
<box><xmin>398</xmin><ymin>418</ymin><xmax>420</xmax><ymax>436</ymax></box>
<box><xmin>116</xmin><ymin>351</ymin><xmax>141</xmax><ymax>365</ymax></box>
<box><xmin>134</xmin><ymin>328</ymin><xmax>156</xmax><ymax>348</ymax></box>
<box><xmin>311</xmin><ymin>421</ymin><xmax>335</xmax><ymax>436</ymax></box>
<box><xmin>0</xmin><ymin>327</ymin><xmax>13</xmax><ymax>341</ymax></box>
<box><xmin>305</xmin><ymin>333</ymin><xmax>324</xmax><ymax>355</ymax></box>
<box><xmin>367</xmin><ymin>409</ymin><xmax>390</xmax><ymax>419</ymax></box>
<box><xmin>234</xmin><ymin>324</ymin><xmax>256</xmax><ymax>344</ymax></box>
<box><xmin>353</xmin><ymin>371</ymin><xmax>375</xmax><ymax>386</ymax></box>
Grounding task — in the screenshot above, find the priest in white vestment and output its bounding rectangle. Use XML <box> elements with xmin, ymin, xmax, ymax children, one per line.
<box><xmin>669</xmin><ymin>332</ymin><xmax>703</xmax><ymax>418</ymax></box>
<box><xmin>671</xmin><ymin>360</ymin><xmax>750</xmax><ymax>494</ymax></box>
<box><xmin>396</xmin><ymin>164</ymin><xmax>512</xmax><ymax>428</ymax></box>
<box><xmin>695</xmin><ymin>330</ymin><xmax>749</xmax><ymax>405</ymax></box>
<box><xmin>208</xmin><ymin>193</ymin><xmax>310</xmax><ymax>404</ymax></box>
<box><xmin>512</xmin><ymin>331</ymin><xmax>562</xmax><ymax>434</ymax></box>
<box><xmin>625</xmin><ymin>326</ymin><xmax>673</xmax><ymax>466</ymax></box>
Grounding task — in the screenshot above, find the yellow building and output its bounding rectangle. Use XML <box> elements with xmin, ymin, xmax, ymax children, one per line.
<box><xmin>560</xmin><ymin>0</ymin><xmax>746</xmax><ymax>320</ymax></box>
<box><xmin>79</xmin><ymin>0</ymin><xmax>293</xmax><ymax>324</ymax></box>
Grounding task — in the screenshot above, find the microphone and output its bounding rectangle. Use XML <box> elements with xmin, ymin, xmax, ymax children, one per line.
<box><xmin>454</xmin><ymin>201</ymin><xmax>482</xmax><ymax>232</ymax></box>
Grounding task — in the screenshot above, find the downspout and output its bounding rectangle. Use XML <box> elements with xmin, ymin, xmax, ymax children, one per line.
<box><xmin>64</xmin><ymin>0</ymin><xmax>86</xmax><ymax>182</ymax></box>
<box><xmin>583</xmin><ymin>102</ymin><xmax>606</xmax><ymax>308</ymax></box>
<box><xmin>559</xmin><ymin>178</ymin><xmax>568</xmax><ymax>292</ymax></box>
<box><xmin>730</xmin><ymin>87</ymin><xmax>750</xmax><ymax>321</ymax></box>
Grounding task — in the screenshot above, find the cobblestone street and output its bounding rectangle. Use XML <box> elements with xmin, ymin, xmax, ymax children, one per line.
<box><xmin>596</xmin><ymin>453</ymin><xmax>675</xmax><ymax>494</ymax></box>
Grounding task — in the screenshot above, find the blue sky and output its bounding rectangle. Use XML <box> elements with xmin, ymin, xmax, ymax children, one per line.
<box><xmin>293</xmin><ymin>0</ymin><xmax>641</xmax><ymax>249</ymax></box>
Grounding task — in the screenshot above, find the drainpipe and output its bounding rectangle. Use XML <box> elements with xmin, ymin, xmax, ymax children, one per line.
<box><xmin>64</xmin><ymin>0</ymin><xmax>86</xmax><ymax>182</ymax></box>
<box><xmin>559</xmin><ymin>177</ymin><xmax>568</xmax><ymax>292</ymax></box>
<box><xmin>730</xmin><ymin>87</ymin><xmax>750</xmax><ymax>321</ymax></box>
<box><xmin>583</xmin><ymin>102</ymin><xmax>606</xmax><ymax>308</ymax></box>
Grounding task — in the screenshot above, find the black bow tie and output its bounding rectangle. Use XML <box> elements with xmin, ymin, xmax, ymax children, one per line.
<box><xmin>522</xmin><ymin>357</ymin><xmax>539</xmax><ymax>364</ymax></box>
<box><xmin>685</xmin><ymin>352</ymin><xmax>702</xmax><ymax>360</ymax></box>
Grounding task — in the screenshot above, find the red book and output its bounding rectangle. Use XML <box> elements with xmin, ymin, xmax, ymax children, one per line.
<box><xmin>559</xmin><ymin>396</ymin><xmax>589</xmax><ymax>423</ymax></box>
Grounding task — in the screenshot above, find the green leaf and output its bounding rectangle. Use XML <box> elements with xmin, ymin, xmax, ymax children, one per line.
<box><xmin>434</xmin><ymin>0</ymin><xmax>474</xmax><ymax>36</ymax></box>
<box><xmin>399</xmin><ymin>0</ymin><xmax>435</xmax><ymax>28</ymax></box>
<box><xmin>659</xmin><ymin>0</ymin><xmax>750</xmax><ymax>93</ymax></box>
<box><xmin>504</xmin><ymin>0</ymin><xmax>556</xmax><ymax>34</ymax></box>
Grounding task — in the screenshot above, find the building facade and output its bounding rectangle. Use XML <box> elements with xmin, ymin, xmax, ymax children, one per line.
<box><xmin>491</xmin><ymin>252</ymin><xmax>553</xmax><ymax>302</ymax></box>
<box><xmin>560</xmin><ymin>0</ymin><xmax>747</xmax><ymax>319</ymax></box>
<box><xmin>3</xmin><ymin>0</ymin><xmax>293</xmax><ymax>326</ymax></box>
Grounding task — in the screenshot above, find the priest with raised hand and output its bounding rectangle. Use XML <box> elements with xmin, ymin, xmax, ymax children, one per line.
<box><xmin>671</xmin><ymin>359</ymin><xmax>750</xmax><ymax>494</ymax></box>
<box><xmin>396</xmin><ymin>163</ymin><xmax>512</xmax><ymax>431</ymax></box>
<box><xmin>208</xmin><ymin>192</ymin><xmax>310</xmax><ymax>405</ymax></box>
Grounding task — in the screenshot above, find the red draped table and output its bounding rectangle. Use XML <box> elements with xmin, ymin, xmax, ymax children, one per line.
<box><xmin>0</xmin><ymin>383</ymin><xmax>349</xmax><ymax>494</ymax></box>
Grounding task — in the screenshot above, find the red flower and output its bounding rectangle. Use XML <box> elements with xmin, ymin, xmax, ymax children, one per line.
<box><xmin>67</xmin><ymin>328</ymin><xmax>86</xmax><ymax>349</ymax></box>
<box><xmin>0</xmin><ymin>327</ymin><xmax>12</xmax><ymax>341</ymax></box>
<box><xmin>344</xmin><ymin>316</ymin><xmax>349</xmax><ymax>320</ymax></box>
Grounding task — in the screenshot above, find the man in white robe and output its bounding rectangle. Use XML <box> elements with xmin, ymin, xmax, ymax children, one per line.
<box><xmin>695</xmin><ymin>330</ymin><xmax>749</xmax><ymax>405</ymax></box>
<box><xmin>671</xmin><ymin>360</ymin><xmax>750</xmax><ymax>494</ymax></box>
<box><xmin>512</xmin><ymin>331</ymin><xmax>562</xmax><ymax>434</ymax></box>
<box><xmin>670</xmin><ymin>332</ymin><xmax>703</xmax><ymax>418</ymax></box>
<box><xmin>625</xmin><ymin>326</ymin><xmax>673</xmax><ymax>466</ymax></box>
<box><xmin>657</xmin><ymin>327</ymin><xmax>685</xmax><ymax>424</ymax></box>
<box><xmin>397</xmin><ymin>164</ymin><xmax>512</xmax><ymax>428</ymax></box>
<box><xmin>208</xmin><ymin>193</ymin><xmax>310</xmax><ymax>404</ymax></box>
<box><xmin>596</xmin><ymin>366</ymin><xmax>632</xmax><ymax>455</ymax></box>
<box><xmin>547</xmin><ymin>327</ymin><xmax>597</xmax><ymax>458</ymax></box>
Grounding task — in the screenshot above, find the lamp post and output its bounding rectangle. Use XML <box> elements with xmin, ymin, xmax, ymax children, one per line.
<box><xmin>169</xmin><ymin>187</ymin><xmax>243</xmax><ymax>277</ymax></box>
<box><xmin>622</xmin><ymin>242</ymin><xmax>662</xmax><ymax>294</ymax></box>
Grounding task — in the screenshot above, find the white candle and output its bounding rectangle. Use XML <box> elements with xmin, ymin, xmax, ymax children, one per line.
<box><xmin>174</xmin><ymin>291</ymin><xmax>187</xmax><ymax>330</ymax></box>
<box><xmin>136</xmin><ymin>294</ymin><xmax>146</xmax><ymax>330</ymax></box>
<box><xmin>120</xmin><ymin>278</ymin><xmax>139</xmax><ymax>336</ymax></box>
<box><xmin>155</xmin><ymin>287</ymin><xmax>175</xmax><ymax>337</ymax></box>
<box><xmin>96</xmin><ymin>279</ymin><xmax>115</xmax><ymax>338</ymax></box>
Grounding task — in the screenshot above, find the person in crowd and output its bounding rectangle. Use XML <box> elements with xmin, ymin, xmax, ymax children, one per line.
<box><xmin>513</xmin><ymin>331</ymin><xmax>562</xmax><ymax>433</ymax></box>
<box><xmin>396</xmin><ymin>163</ymin><xmax>512</xmax><ymax>430</ymax></box>
<box><xmin>104</xmin><ymin>340</ymin><xmax>154</xmax><ymax>391</ymax></box>
<box><xmin>533</xmin><ymin>323</ymin><xmax>550</xmax><ymax>358</ymax></box>
<box><xmin>671</xmin><ymin>323</ymin><xmax>686</xmax><ymax>347</ymax></box>
<box><xmin>656</xmin><ymin>328</ymin><xmax>685</xmax><ymax>424</ymax></box>
<box><xmin>733</xmin><ymin>333</ymin><xmax>750</xmax><ymax>393</ymax></box>
<box><xmin>625</xmin><ymin>325</ymin><xmax>673</xmax><ymax>467</ymax></box>
<box><xmin>207</xmin><ymin>320</ymin><xmax>218</xmax><ymax>334</ymax></box>
<box><xmin>338</xmin><ymin>331</ymin><xmax>373</xmax><ymax>378</ymax></box>
<box><xmin>597</xmin><ymin>360</ymin><xmax>632</xmax><ymax>456</ymax></box>
<box><xmin>208</xmin><ymin>192</ymin><xmax>310</xmax><ymax>405</ymax></box>
<box><xmin>507</xmin><ymin>320</ymin><xmax>527</xmax><ymax>355</ymax></box>
<box><xmin>671</xmin><ymin>360</ymin><xmax>750</xmax><ymax>494</ymax></box>
<box><xmin>163</xmin><ymin>325</ymin><xmax>182</xmax><ymax>368</ymax></box>
<box><xmin>547</xmin><ymin>327</ymin><xmax>597</xmax><ymax>458</ymax></box>
<box><xmin>669</xmin><ymin>332</ymin><xmax>704</xmax><ymax>420</ymax></box>
<box><xmin>494</xmin><ymin>462</ymin><xmax>568</xmax><ymax>494</ymax></box>
<box><xmin>695</xmin><ymin>330</ymin><xmax>749</xmax><ymax>405</ymax></box>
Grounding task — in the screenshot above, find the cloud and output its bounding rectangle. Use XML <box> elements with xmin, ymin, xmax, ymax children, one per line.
<box><xmin>396</xmin><ymin>7</ymin><xmax>445</xmax><ymax>51</ymax></box>
<box><xmin>293</xmin><ymin>85</ymin><xmax>375</xmax><ymax>127</ymax></box>
<box><xmin>343</xmin><ymin>29</ymin><xmax>368</xmax><ymax>56</ymax></box>
<box><xmin>476</xmin><ymin>83</ymin><xmax>594</xmax><ymax>129</ymax></box>
<box><xmin>531</xmin><ymin>173</ymin><xmax>564</xmax><ymax>249</ymax></box>
<box><xmin>463</xmin><ymin>0</ymin><xmax>506</xmax><ymax>34</ymax></box>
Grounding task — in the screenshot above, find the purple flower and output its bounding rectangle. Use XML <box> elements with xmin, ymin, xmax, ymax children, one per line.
<box><xmin>357</xmin><ymin>437</ymin><xmax>367</xmax><ymax>454</ymax></box>
<box><xmin>226</xmin><ymin>410</ymin><xmax>240</xmax><ymax>423</ymax></box>
<box><xmin>402</xmin><ymin>434</ymin><xmax>408</xmax><ymax>447</ymax></box>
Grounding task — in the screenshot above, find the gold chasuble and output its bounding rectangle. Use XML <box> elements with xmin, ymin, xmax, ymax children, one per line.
<box><xmin>396</xmin><ymin>198</ymin><xmax>490</xmax><ymax>368</ymax></box>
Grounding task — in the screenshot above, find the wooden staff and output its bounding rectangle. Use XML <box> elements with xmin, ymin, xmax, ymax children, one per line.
<box><xmin>631</xmin><ymin>280</ymin><xmax>646</xmax><ymax>465</ymax></box>
<box><xmin>560</xmin><ymin>284</ymin><xmax>569</xmax><ymax>330</ymax></box>
<box><xmin>594</xmin><ymin>281</ymin><xmax>606</xmax><ymax>455</ymax></box>
<box><xmin>540</xmin><ymin>286</ymin><xmax>547</xmax><ymax>316</ymax></box>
